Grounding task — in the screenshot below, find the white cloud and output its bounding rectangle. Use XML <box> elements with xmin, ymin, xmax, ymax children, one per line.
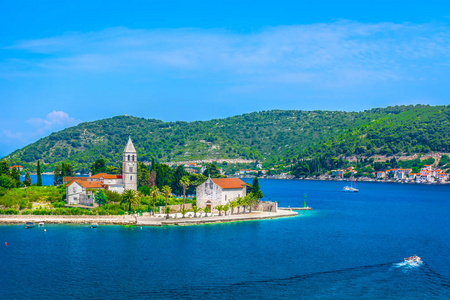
<box><xmin>27</xmin><ymin>111</ymin><xmax>79</xmax><ymax>132</ymax></box>
<box><xmin>3</xmin><ymin>21</ymin><xmax>450</xmax><ymax>87</ymax></box>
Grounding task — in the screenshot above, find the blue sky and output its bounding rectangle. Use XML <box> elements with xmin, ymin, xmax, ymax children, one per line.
<box><xmin>1</xmin><ymin>0</ymin><xmax>450</xmax><ymax>157</ymax></box>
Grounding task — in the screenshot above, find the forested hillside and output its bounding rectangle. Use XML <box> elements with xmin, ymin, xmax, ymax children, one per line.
<box><xmin>300</xmin><ymin>105</ymin><xmax>450</xmax><ymax>158</ymax></box>
<box><xmin>5</xmin><ymin>105</ymin><xmax>449</xmax><ymax>173</ymax></box>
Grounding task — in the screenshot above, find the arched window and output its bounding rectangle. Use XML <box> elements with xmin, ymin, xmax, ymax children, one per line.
<box><xmin>132</xmin><ymin>155</ymin><xmax>135</xmax><ymax>161</ymax></box>
<box><xmin>127</xmin><ymin>155</ymin><xmax>130</xmax><ymax>161</ymax></box>
<box><xmin>130</xmin><ymin>176</ymin><xmax>132</xmax><ymax>180</ymax></box>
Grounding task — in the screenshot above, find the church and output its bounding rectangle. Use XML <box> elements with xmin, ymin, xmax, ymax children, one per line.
<box><xmin>196</xmin><ymin>177</ymin><xmax>247</xmax><ymax>211</ymax></box>
<box><xmin>66</xmin><ymin>137</ymin><xmax>138</xmax><ymax>205</ymax></box>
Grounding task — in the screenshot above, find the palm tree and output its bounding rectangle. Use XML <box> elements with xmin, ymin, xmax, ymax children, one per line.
<box><xmin>216</xmin><ymin>205</ymin><xmax>223</xmax><ymax>216</ymax></box>
<box><xmin>149</xmin><ymin>186</ymin><xmax>159</xmax><ymax>216</ymax></box>
<box><xmin>180</xmin><ymin>208</ymin><xmax>189</xmax><ymax>218</ymax></box>
<box><xmin>223</xmin><ymin>204</ymin><xmax>230</xmax><ymax>216</ymax></box>
<box><xmin>237</xmin><ymin>197</ymin><xmax>245</xmax><ymax>214</ymax></box>
<box><xmin>246</xmin><ymin>193</ymin><xmax>257</xmax><ymax>213</ymax></box>
<box><xmin>180</xmin><ymin>176</ymin><xmax>190</xmax><ymax>210</ymax></box>
<box><xmin>121</xmin><ymin>190</ymin><xmax>140</xmax><ymax>212</ymax></box>
<box><xmin>230</xmin><ymin>199</ymin><xmax>239</xmax><ymax>215</ymax></box>
<box><xmin>204</xmin><ymin>206</ymin><xmax>210</xmax><ymax>217</ymax></box>
<box><xmin>161</xmin><ymin>185</ymin><xmax>172</xmax><ymax>219</ymax></box>
<box><xmin>191</xmin><ymin>205</ymin><xmax>202</xmax><ymax>218</ymax></box>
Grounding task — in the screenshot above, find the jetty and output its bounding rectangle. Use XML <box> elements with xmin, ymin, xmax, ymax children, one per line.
<box><xmin>279</xmin><ymin>207</ymin><xmax>313</xmax><ymax>210</ymax></box>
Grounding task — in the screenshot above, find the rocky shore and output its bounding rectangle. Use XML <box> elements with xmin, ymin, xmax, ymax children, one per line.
<box><xmin>0</xmin><ymin>210</ymin><xmax>298</xmax><ymax>226</ymax></box>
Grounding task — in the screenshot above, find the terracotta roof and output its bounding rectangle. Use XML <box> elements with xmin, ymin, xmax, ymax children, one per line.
<box><xmin>211</xmin><ymin>178</ymin><xmax>247</xmax><ymax>189</ymax></box>
<box><xmin>89</xmin><ymin>173</ymin><xmax>108</xmax><ymax>179</ymax></box>
<box><xmin>103</xmin><ymin>174</ymin><xmax>122</xmax><ymax>179</ymax></box>
<box><xmin>68</xmin><ymin>180</ymin><xmax>104</xmax><ymax>189</ymax></box>
<box><xmin>89</xmin><ymin>173</ymin><xmax>121</xmax><ymax>179</ymax></box>
<box><xmin>64</xmin><ymin>176</ymin><xmax>88</xmax><ymax>182</ymax></box>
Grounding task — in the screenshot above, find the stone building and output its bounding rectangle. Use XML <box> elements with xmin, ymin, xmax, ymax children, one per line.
<box><xmin>122</xmin><ymin>137</ymin><xmax>137</xmax><ymax>191</ymax></box>
<box><xmin>196</xmin><ymin>177</ymin><xmax>247</xmax><ymax>211</ymax></box>
<box><xmin>66</xmin><ymin>180</ymin><xmax>104</xmax><ymax>205</ymax></box>
<box><xmin>65</xmin><ymin>137</ymin><xmax>138</xmax><ymax>205</ymax></box>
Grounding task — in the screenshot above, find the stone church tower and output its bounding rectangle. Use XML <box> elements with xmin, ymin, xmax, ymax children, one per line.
<box><xmin>122</xmin><ymin>137</ymin><xmax>137</xmax><ymax>191</ymax></box>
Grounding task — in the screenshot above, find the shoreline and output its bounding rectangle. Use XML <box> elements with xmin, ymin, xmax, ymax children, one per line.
<box><xmin>0</xmin><ymin>210</ymin><xmax>298</xmax><ymax>226</ymax></box>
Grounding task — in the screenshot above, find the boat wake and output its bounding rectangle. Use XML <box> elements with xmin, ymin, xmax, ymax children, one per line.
<box><xmin>391</xmin><ymin>260</ymin><xmax>424</xmax><ymax>272</ymax></box>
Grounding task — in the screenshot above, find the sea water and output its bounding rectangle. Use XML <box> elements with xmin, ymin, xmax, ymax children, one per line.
<box><xmin>1</xmin><ymin>180</ymin><xmax>449</xmax><ymax>299</ymax></box>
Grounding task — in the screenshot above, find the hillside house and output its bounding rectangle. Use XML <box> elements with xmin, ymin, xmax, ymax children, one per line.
<box><xmin>66</xmin><ymin>180</ymin><xmax>104</xmax><ymax>205</ymax></box>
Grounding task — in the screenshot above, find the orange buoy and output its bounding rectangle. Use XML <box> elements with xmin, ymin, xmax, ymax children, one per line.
<box><xmin>44</xmin><ymin>229</ymin><xmax>46</xmax><ymax>232</ymax></box>
<box><xmin>5</xmin><ymin>242</ymin><xmax>7</xmax><ymax>246</ymax></box>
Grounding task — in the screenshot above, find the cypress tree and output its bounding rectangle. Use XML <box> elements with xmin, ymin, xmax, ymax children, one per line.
<box><xmin>252</xmin><ymin>176</ymin><xmax>263</xmax><ymax>199</ymax></box>
<box><xmin>37</xmin><ymin>160</ymin><xmax>42</xmax><ymax>186</ymax></box>
<box><xmin>24</xmin><ymin>171</ymin><xmax>31</xmax><ymax>186</ymax></box>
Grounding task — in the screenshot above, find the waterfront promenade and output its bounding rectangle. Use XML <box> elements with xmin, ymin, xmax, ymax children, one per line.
<box><xmin>0</xmin><ymin>210</ymin><xmax>298</xmax><ymax>226</ymax></box>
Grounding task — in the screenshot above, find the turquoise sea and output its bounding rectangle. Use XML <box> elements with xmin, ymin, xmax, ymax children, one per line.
<box><xmin>1</xmin><ymin>179</ymin><xmax>450</xmax><ymax>299</ymax></box>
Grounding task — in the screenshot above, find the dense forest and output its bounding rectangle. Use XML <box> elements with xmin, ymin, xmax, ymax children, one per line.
<box><xmin>4</xmin><ymin>105</ymin><xmax>450</xmax><ymax>173</ymax></box>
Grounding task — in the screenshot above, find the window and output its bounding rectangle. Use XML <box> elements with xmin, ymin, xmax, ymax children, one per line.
<box><xmin>225</xmin><ymin>195</ymin><xmax>227</xmax><ymax>201</ymax></box>
<box><xmin>127</xmin><ymin>155</ymin><xmax>130</xmax><ymax>161</ymax></box>
<box><xmin>129</xmin><ymin>167</ymin><xmax>133</xmax><ymax>173</ymax></box>
<box><xmin>73</xmin><ymin>187</ymin><xmax>76</xmax><ymax>193</ymax></box>
<box><xmin>130</xmin><ymin>176</ymin><xmax>132</xmax><ymax>180</ymax></box>
<box><xmin>132</xmin><ymin>155</ymin><xmax>135</xmax><ymax>161</ymax></box>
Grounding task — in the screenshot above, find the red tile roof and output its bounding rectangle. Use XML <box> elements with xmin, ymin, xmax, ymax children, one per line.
<box><xmin>64</xmin><ymin>176</ymin><xmax>88</xmax><ymax>182</ymax></box>
<box><xmin>211</xmin><ymin>178</ymin><xmax>247</xmax><ymax>189</ymax></box>
<box><xmin>68</xmin><ymin>180</ymin><xmax>104</xmax><ymax>189</ymax></box>
<box><xmin>89</xmin><ymin>173</ymin><xmax>121</xmax><ymax>179</ymax></box>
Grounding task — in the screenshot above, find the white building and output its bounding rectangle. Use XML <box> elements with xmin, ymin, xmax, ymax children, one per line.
<box><xmin>66</xmin><ymin>180</ymin><xmax>104</xmax><ymax>205</ymax></box>
<box><xmin>196</xmin><ymin>178</ymin><xmax>247</xmax><ymax>211</ymax></box>
<box><xmin>66</xmin><ymin>138</ymin><xmax>138</xmax><ymax>205</ymax></box>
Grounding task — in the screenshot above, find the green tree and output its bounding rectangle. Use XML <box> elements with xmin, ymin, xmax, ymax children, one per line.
<box><xmin>10</xmin><ymin>167</ymin><xmax>20</xmax><ymax>188</ymax></box>
<box><xmin>203</xmin><ymin>206</ymin><xmax>210</xmax><ymax>216</ymax></box>
<box><xmin>191</xmin><ymin>205</ymin><xmax>202</xmax><ymax>218</ymax></box>
<box><xmin>216</xmin><ymin>205</ymin><xmax>223</xmax><ymax>216</ymax></box>
<box><xmin>90</xmin><ymin>159</ymin><xmax>107</xmax><ymax>175</ymax></box>
<box><xmin>37</xmin><ymin>160</ymin><xmax>42</xmax><ymax>186</ymax></box>
<box><xmin>0</xmin><ymin>160</ymin><xmax>9</xmax><ymax>176</ymax></box>
<box><xmin>54</xmin><ymin>165</ymin><xmax>61</xmax><ymax>186</ymax></box>
<box><xmin>137</xmin><ymin>162</ymin><xmax>150</xmax><ymax>188</ymax></box>
<box><xmin>121</xmin><ymin>190</ymin><xmax>140</xmax><ymax>212</ymax></box>
<box><xmin>252</xmin><ymin>176</ymin><xmax>263</xmax><ymax>199</ymax></box>
<box><xmin>202</xmin><ymin>163</ymin><xmax>222</xmax><ymax>177</ymax></box>
<box><xmin>230</xmin><ymin>199</ymin><xmax>239</xmax><ymax>215</ymax></box>
<box><xmin>149</xmin><ymin>186</ymin><xmax>159</xmax><ymax>216</ymax></box>
<box><xmin>95</xmin><ymin>190</ymin><xmax>108</xmax><ymax>205</ymax></box>
<box><xmin>180</xmin><ymin>176</ymin><xmax>190</xmax><ymax>210</ymax></box>
<box><xmin>161</xmin><ymin>185</ymin><xmax>172</xmax><ymax>219</ymax></box>
<box><xmin>0</xmin><ymin>174</ymin><xmax>16</xmax><ymax>189</ymax></box>
<box><xmin>23</xmin><ymin>171</ymin><xmax>31</xmax><ymax>187</ymax></box>
<box><xmin>172</xmin><ymin>165</ymin><xmax>188</xmax><ymax>195</ymax></box>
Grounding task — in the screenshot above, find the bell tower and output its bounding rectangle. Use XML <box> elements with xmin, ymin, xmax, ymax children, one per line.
<box><xmin>122</xmin><ymin>137</ymin><xmax>137</xmax><ymax>191</ymax></box>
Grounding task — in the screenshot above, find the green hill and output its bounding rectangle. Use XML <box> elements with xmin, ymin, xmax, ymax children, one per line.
<box><xmin>300</xmin><ymin>105</ymin><xmax>450</xmax><ymax>158</ymax></box>
<box><xmin>5</xmin><ymin>105</ymin><xmax>449</xmax><ymax>173</ymax></box>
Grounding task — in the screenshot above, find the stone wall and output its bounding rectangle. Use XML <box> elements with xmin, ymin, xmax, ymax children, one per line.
<box><xmin>158</xmin><ymin>203</ymin><xmax>193</xmax><ymax>213</ymax></box>
<box><xmin>256</xmin><ymin>201</ymin><xmax>278</xmax><ymax>212</ymax></box>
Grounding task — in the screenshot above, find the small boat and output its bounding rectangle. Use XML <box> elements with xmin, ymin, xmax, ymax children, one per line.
<box><xmin>343</xmin><ymin>175</ymin><xmax>359</xmax><ymax>192</ymax></box>
<box><xmin>404</xmin><ymin>255</ymin><xmax>421</xmax><ymax>264</ymax></box>
<box><xmin>38</xmin><ymin>222</ymin><xmax>44</xmax><ymax>227</ymax></box>
<box><xmin>25</xmin><ymin>222</ymin><xmax>35</xmax><ymax>229</ymax></box>
<box><xmin>91</xmin><ymin>223</ymin><xmax>98</xmax><ymax>228</ymax></box>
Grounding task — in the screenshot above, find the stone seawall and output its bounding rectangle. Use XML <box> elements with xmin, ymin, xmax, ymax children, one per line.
<box><xmin>0</xmin><ymin>210</ymin><xmax>298</xmax><ymax>226</ymax></box>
